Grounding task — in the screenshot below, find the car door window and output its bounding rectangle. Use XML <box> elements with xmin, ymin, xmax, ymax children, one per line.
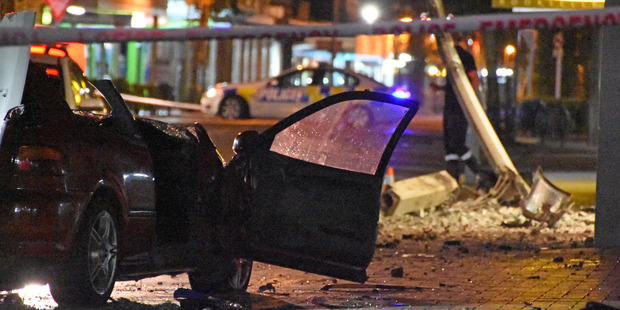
<box><xmin>332</xmin><ymin>71</ymin><xmax>358</xmax><ymax>87</ymax></box>
<box><xmin>269</xmin><ymin>99</ymin><xmax>409</xmax><ymax>175</ymax></box>
<box><xmin>68</xmin><ymin>62</ymin><xmax>108</xmax><ymax>114</ymax></box>
<box><xmin>279</xmin><ymin>70</ymin><xmax>315</xmax><ymax>87</ymax></box>
<box><xmin>310</xmin><ymin>69</ymin><xmax>328</xmax><ymax>86</ymax></box>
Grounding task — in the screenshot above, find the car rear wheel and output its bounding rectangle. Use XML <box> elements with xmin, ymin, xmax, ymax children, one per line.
<box><xmin>220</xmin><ymin>96</ymin><xmax>249</xmax><ymax>119</ymax></box>
<box><xmin>188</xmin><ymin>256</ymin><xmax>253</xmax><ymax>293</ymax></box>
<box><xmin>50</xmin><ymin>197</ymin><xmax>119</xmax><ymax>307</ymax></box>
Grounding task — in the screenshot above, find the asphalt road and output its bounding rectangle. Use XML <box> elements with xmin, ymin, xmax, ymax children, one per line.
<box><xmin>149</xmin><ymin>111</ymin><xmax>596</xmax><ymax>175</ymax></box>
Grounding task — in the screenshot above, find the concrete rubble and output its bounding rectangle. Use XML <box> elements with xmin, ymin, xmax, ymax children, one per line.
<box><xmin>377</xmin><ymin>186</ymin><xmax>595</xmax><ymax>250</ymax></box>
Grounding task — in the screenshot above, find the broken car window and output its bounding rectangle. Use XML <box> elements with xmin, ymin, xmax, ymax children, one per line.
<box><xmin>270</xmin><ymin>99</ymin><xmax>409</xmax><ymax>175</ymax></box>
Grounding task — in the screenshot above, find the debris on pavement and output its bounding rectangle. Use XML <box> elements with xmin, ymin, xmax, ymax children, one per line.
<box><xmin>520</xmin><ymin>168</ymin><xmax>573</xmax><ymax>227</ymax></box>
<box><xmin>320</xmin><ymin>283</ymin><xmax>425</xmax><ymax>292</ymax></box>
<box><xmin>173</xmin><ymin>288</ymin><xmax>243</xmax><ymax>309</ymax></box>
<box><xmin>582</xmin><ymin>301</ymin><xmax>620</xmax><ymax>310</ymax></box>
<box><xmin>378</xmin><ymin>184</ymin><xmax>595</xmax><ymax>251</ymax></box>
<box><xmin>258</xmin><ymin>283</ymin><xmax>276</xmax><ymax>294</ymax></box>
<box><xmin>381</xmin><ymin>170</ymin><xmax>458</xmax><ymax>217</ymax></box>
<box><xmin>390</xmin><ymin>267</ymin><xmax>404</xmax><ymax>278</ymax></box>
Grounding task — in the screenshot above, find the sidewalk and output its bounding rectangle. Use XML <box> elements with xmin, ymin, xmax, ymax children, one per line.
<box><xmin>407</xmin><ymin>113</ymin><xmax>598</xmax><ymax>206</ymax></box>
<box><xmin>360</xmin><ymin>247</ymin><xmax>620</xmax><ymax>309</ymax></box>
<box><xmin>113</xmin><ymin>246</ymin><xmax>620</xmax><ymax>309</ymax></box>
<box><xmin>234</xmin><ymin>246</ymin><xmax>620</xmax><ymax>309</ymax></box>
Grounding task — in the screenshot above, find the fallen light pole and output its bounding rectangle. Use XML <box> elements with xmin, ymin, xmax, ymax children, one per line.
<box><xmin>426</xmin><ymin>0</ymin><xmax>572</xmax><ymax>226</ymax></box>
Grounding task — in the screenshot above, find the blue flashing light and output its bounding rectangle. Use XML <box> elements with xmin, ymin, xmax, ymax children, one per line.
<box><xmin>392</xmin><ymin>89</ymin><xmax>411</xmax><ymax>99</ymax></box>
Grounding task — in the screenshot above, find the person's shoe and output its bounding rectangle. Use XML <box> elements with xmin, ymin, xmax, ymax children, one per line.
<box><xmin>446</xmin><ymin>160</ymin><xmax>462</xmax><ymax>182</ymax></box>
<box><xmin>476</xmin><ymin>169</ymin><xmax>498</xmax><ymax>192</ymax></box>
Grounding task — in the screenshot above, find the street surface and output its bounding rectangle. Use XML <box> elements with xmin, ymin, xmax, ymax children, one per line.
<box><xmin>7</xmin><ymin>193</ymin><xmax>607</xmax><ymax>310</ymax></box>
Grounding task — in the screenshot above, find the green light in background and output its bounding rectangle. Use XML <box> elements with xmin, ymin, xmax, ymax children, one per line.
<box><xmin>126</xmin><ymin>42</ymin><xmax>139</xmax><ymax>84</ymax></box>
<box><xmin>42</xmin><ymin>7</ymin><xmax>52</xmax><ymax>25</ymax></box>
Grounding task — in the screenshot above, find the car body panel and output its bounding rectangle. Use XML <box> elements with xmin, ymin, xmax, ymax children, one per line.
<box><xmin>201</xmin><ymin>66</ymin><xmax>392</xmax><ymax>119</ymax></box>
<box><xmin>221</xmin><ymin>91</ymin><xmax>419</xmax><ymax>282</ymax></box>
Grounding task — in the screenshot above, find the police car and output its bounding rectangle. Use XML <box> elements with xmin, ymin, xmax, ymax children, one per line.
<box><xmin>200</xmin><ymin>65</ymin><xmax>410</xmax><ymax>119</ymax></box>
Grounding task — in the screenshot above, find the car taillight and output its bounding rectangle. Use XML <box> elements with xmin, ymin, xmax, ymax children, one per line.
<box><xmin>45</xmin><ymin>68</ymin><xmax>60</xmax><ymax>77</ymax></box>
<box><xmin>14</xmin><ymin>146</ymin><xmax>64</xmax><ymax>176</ymax></box>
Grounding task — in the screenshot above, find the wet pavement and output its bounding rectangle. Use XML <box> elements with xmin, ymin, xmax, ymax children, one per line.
<box><xmin>10</xmin><ymin>204</ymin><xmax>616</xmax><ymax>310</ymax></box>
<box><xmin>103</xmin><ymin>193</ymin><xmax>616</xmax><ymax>310</ymax></box>
<box><xmin>100</xmin><ymin>245</ymin><xmax>620</xmax><ymax>309</ymax></box>
<box><xmin>247</xmin><ymin>247</ymin><xmax>620</xmax><ymax>310</ymax></box>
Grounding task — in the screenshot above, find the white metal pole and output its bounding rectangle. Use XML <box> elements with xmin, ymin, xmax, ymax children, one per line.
<box><xmin>428</xmin><ymin>0</ymin><xmax>530</xmax><ymax>192</ymax></box>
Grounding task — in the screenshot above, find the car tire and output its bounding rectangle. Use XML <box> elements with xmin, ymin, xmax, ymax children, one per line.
<box><xmin>188</xmin><ymin>256</ymin><xmax>253</xmax><ymax>293</ymax></box>
<box><xmin>220</xmin><ymin>96</ymin><xmax>249</xmax><ymax>119</ymax></box>
<box><xmin>49</xmin><ymin>197</ymin><xmax>119</xmax><ymax>307</ymax></box>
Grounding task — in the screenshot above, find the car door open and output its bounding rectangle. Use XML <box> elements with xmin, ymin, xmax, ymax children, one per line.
<box><xmin>226</xmin><ymin>91</ymin><xmax>419</xmax><ymax>283</ymax></box>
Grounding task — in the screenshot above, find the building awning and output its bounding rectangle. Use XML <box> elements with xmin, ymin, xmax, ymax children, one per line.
<box><xmin>492</xmin><ymin>0</ymin><xmax>605</xmax><ymax>10</ymax></box>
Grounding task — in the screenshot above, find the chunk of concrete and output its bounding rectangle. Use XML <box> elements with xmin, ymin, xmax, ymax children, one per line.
<box><xmin>381</xmin><ymin>170</ymin><xmax>458</xmax><ymax>216</ymax></box>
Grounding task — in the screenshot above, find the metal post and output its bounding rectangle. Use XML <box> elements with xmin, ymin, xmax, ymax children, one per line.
<box><xmin>552</xmin><ymin>32</ymin><xmax>563</xmax><ymax>100</ymax></box>
<box><xmin>428</xmin><ymin>0</ymin><xmax>530</xmax><ymax>192</ymax></box>
<box><xmin>595</xmin><ymin>0</ymin><xmax>620</xmax><ymax>248</ymax></box>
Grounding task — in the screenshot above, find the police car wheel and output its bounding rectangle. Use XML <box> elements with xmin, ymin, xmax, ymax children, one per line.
<box><xmin>220</xmin><ymin>96</ymin><xmax>249</xmax><ymax>119</ymax></box>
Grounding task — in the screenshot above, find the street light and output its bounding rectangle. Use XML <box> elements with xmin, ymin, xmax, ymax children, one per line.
<box><xmin>504</xmin><ymin>44</ymin><xmax>516</xmax><ymax>67</ymax></box>
<box><xmin>66</xmin><ymin>6</ymin><xmax>86</xmax><ymax>15</ymax></box>
<box><xmin>360</xmin><ymin>4</ymin><xmax>380</xmax><ymax>24</ymax></box>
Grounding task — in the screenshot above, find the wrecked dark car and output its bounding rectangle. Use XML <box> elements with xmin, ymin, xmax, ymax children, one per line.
<box><xmin>0</xmin><ymin>54</ymin><xmax>418</xmax><ymax>307</ymax></box>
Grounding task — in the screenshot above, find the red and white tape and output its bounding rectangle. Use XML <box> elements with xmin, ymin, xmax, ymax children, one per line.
<box><xmin>1</xmin><ymin>7</ymin><xmax>619</xmax><ymax>46</ymax></box>
<box><xmin>120</xmin><ymin>93</ymin><xmax>202</xmax><ymax>111</ymax></box>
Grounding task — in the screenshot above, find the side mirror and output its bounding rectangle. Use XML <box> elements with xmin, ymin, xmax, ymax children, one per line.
<box><xmin>232</xmin><ymin>130</ymin><xmax>259</xmax><ymax>155</ymax></box>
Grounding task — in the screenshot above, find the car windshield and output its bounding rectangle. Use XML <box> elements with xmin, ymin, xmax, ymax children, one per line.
<box><xmin>270</xmin><ymin>99</ymin><xmax>409</xmax><ymax>175</ymax></box>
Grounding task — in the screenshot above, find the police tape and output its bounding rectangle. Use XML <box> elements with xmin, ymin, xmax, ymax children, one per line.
<box><xmin>1</xmin><ymin>7</ymin><xmax>619</xmax><ymax>46</ymax></box>
<box><xmin>120</xmin><ymin>93</ymin><xmax>202</xmax><ymax>111</ymax></box>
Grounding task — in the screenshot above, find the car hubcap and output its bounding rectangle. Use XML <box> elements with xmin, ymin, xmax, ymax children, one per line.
<box><xmin>88</xmin><ymin>211</ymin><xmax>118</xmax><ymax>295</ymax></box>
<box><xmin>228</xmin><ymin>258</ymin><xmax>252</xmax><ymax>290</ymax></box>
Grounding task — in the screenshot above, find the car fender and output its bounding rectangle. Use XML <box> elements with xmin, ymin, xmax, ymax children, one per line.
<box><xmin>55</xmin><ymin>176</ymin><xmax>126</xmax><ymax>255</ymax></box>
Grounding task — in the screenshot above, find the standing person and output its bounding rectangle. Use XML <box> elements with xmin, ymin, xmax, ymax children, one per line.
<box><xmin>435</xmin><ymin>34</ymin><xmax>483</xmax><ymax>184</ymax></box>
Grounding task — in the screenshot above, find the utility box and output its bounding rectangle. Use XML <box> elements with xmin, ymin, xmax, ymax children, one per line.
<box><xmin>381</xmin><ymin>170</ymin><xmax>458</xmax><ymax>216</ymax></box>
